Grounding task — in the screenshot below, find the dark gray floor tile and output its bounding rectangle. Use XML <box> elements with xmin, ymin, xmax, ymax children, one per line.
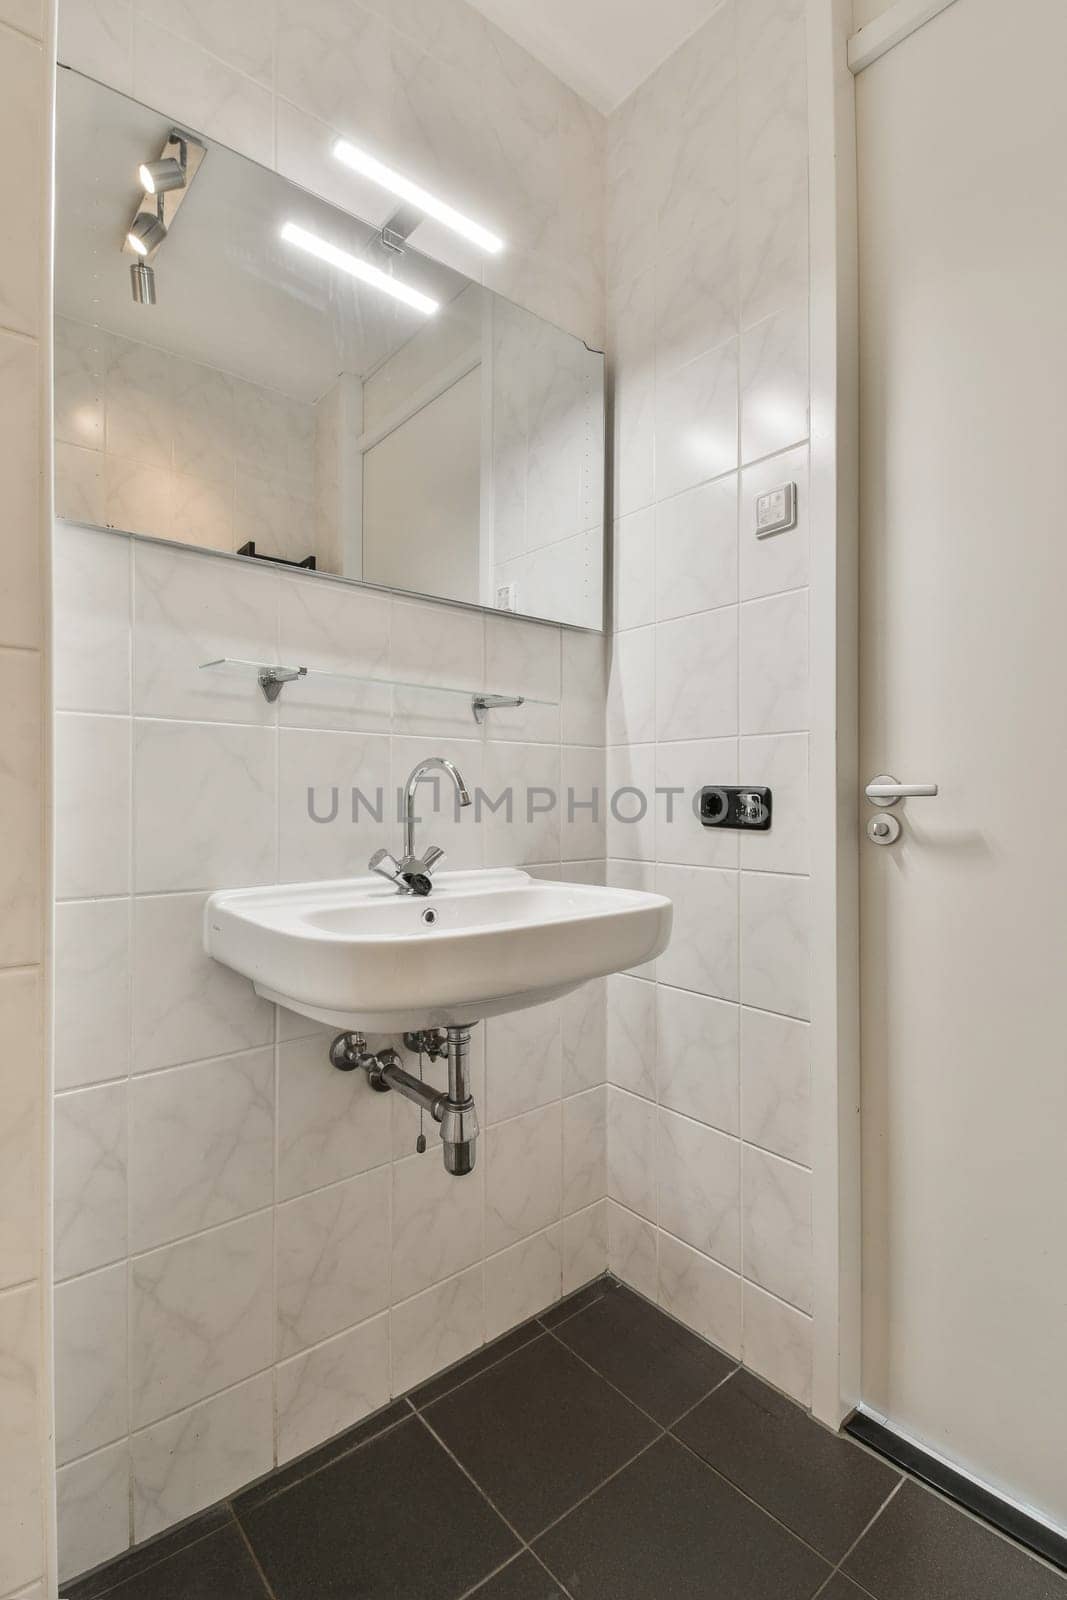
<box><xmin>425</xmin><ymin>1332</ymin><xmax>658</xmax><ymax>1539</ymax></box>
<box><xmin>237</xmin><ymin>1414</ymin><xmax>518</xmax><ymax>1600</ymax></box>
<box><xmin>817</xmin><ymin>1576</ymin><xmax>876</xmax><ymax>1600</ymax></box>
<box><xmin>232</xmin><ymin>1398</ymin><xmax>411</xmax><ymax>1512</ymax></box>
<box><xmin>551</xmin><ymin>1279</ymin><xmax>735</xmax><ymax>1423</ymax></box>
<box><xmin>673</xmin><ymin>1368</ymin><xmax>900</xmax><ymax>1561</ymax></box>
<box><xmin>468</xmin><ymin>1552</ymin><xmax>570</xmax><ymax>1598</ymax></box>
<box><xmin>411</xmin><ymin>1323</ymin><xmax>545</xmax><ymax>1409</ymax></box>
<box><xmin>65</xmin><ymin>1526</ymin><xmax>268</xmax><ymax>1600</ymax></box>
<box><xmin>844</xmin><ymin>1481</ymin><xmax>1067</xmax><ymax>1600</ymax></box>
<box><xmin>535</xmin><ymin>1435</ymin><xmax>831</xmax><ymax>1600</ymax></box>
<box><xmin>538</xmin><ymin>1275</ymin><xmax>612</xmax><ymax>1330</ymax></box>
<box><xmin>64</xmin><ymin>1506</ymin><xmax>235</xmax><ymax>1598</ymax></box>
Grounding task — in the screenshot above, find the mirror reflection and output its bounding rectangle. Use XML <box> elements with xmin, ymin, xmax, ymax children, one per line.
<box><xmin>54</xmin><ymin>69</ymin><xmax>605</xmax><ymax>630</ymax></box>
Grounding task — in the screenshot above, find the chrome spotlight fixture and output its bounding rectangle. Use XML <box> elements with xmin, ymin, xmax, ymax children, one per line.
<box><xmin>126</xmin><ymin>199</ymin><xmax>167</xmax><ymax>257</ymax></box>
<box><xmin>129</xmin><ymin>261</ymin><xmax>156</xmax><ymax>305</ymax></box>
<box><xmin>138</xmin><ymin>153</ymin><xmax>185</xmax><ymax>195</ymax></box>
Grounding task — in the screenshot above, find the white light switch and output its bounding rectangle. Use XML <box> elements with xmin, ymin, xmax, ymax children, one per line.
<box><xmin>495</xmin><ymin>582</ymin><xmax>518</xmax><ymax>612</ymax></box>
<box><xmin>755</xmin><ymin>481</ymin><xmax>797</xmax><ymax>539</ymax></box>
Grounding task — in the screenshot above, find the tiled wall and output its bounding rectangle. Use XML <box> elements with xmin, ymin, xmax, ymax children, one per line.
<box><xmin>603</xmin><ymin>0</ymin><xmax>816</xmax><ymax>1408</ymax></box>
<box><xmin>51</xmin><ymin>523</ymin><xmax>609</xmax><ymax>1582</ymax></box>
<box><xmin>54</xmin><ymin>317</ymin><xmax>321</xmax><ymax>568</ymax></box>
<box><xmin>0</xmin><ymin>3</ymin><xmax>54</xmax><ymax>1599</ymax></box>
<box><xmin>56</xmin><ymin>0</ymin><xmax>605</xmax><ymax>348</ymax></box>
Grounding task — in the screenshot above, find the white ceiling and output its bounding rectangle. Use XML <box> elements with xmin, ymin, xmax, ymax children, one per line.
<box><xmin>464</xmin><ymin>0</ymin><xmax>724</xmax><ymax>113</ymax></box>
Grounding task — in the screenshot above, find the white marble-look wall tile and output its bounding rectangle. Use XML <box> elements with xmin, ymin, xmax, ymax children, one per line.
<box><xmin>738</xmin><ymin>733</ymin><xmax>808</xmax><ymax>875</ymax></box>
<box><xmin>131</xmin><ymin>1372</ymin><xmax>274</xmax><ymax>1541</ymax></box>
<box><xmin>54</xmin><ymin>1084</ymin><xmax>127</xmax><ymax>1280</ymax></box>
<box><xmin>485</xmin><ymin>999</ymin><xmax>562</xmax><ymax>1124</ymax></box>
<box><xmin>276</xmin><ymin>575</ymin><xmax>391</xmax><ymax>735</ymax></box>
<box><xmin>131</xmin><ymin>893</ymin><xmax>273</xmax><ymax>1072</ymax></box>
<box><xmin>740</xmin><ymin>1006</ymin><xmax>811</xmax><ymax>1166</ymax></box>
<box><xmin>0</xmin><ymin>969</ymin><xmax>43</xmax><ymax>1291</ymax></box>
<box><xmin>560</xmin><ymin>977</ymin><xmax>606</xmax><ymax>1095</ymax></box>
<box><xmin>742</xmin><ymin>1145</ymin><xmax>812</xmax><ymax>1314</ymax></box>
<box><xmin>739</xmin><ymin>445</ymin><xmax>809</xmax><ymax>602</ymax></box>
<box><xmin>0</xmin><ymin>336</ymin><xmax>41</xmax><ymax>654</ymax></box>
<box><xmin>277</xmin><ymin>1033</ymin><xmax>393</xmax><ymax>1200</ymax></box>
<box><xmin>132</xmin><ymin>720</ymin><xmax>275</xmax><ymax>893</ymax></box>
<box><xmin>657</xmin><ymin>1110</ymin><xmax>740</xmax><ymax>1271</ymax></box>
<box><xmin>58</xmin><ymin>0</ymin><xmax>134</xmax><ymax>93</ymax></box>
<box><xmin>56</xmin><ymin>1440</ymin><xmax>130</xmax><ymax>1585</ymax></box>
<box><xmin>276</xmin><ymin>1313</ymin><xmax>391</xmax><ymax>1466</ymax></box>
<box><xmin>655</xmin><ymin>738</ymin><xmax>739</xmax><ymax>871</ymax></box>
<box><xmin>130</xmin><ymin>1210</ymin><xmax>273</xmax><ymax>1427</ymax></box>
<box><xmin>607</xmin><ymin>1200</ymin><xmax>657</xmax><ymax>1301</ymax></box>
<box><xmin>655</xmin><ymin>475</ymin><xmax>738</xmax><ymax>624</ymax></box>
<box><xmin>739</xmin><ymin>589</ymin><xmax>809</xmax><ymax>736</ymax></box>
<box><xmin>561</xmin><ymin>631</ymin><xmax>607</xmax><ymax>748</ymax></box>
<box><xmin>0</xmin><ymin>26</ymin><xmax>44</xmax><ymax>340</ymax></box>
<box><xmin>656</xmin><ymin>344</ymin><xmax>739</xmax><ymax>508</ymax></box>
<box><xmin>278</xmin><ymin>728</ymin><xmax>391</xmax><ymax>883</ymax></box>
<box><xmin>656</xmin><ymin>987</ymin><xmax>739</xmax><ymax>1135</ymax></box>
<box><xmin>276</xmin><ymin>1169</ymin><xmax>390</xmax><ymax>1358</ymax></box>
<box><xmin>610</xmin><ymin>277</ymin><xmax>654</xmax><ymax>520</ymax></box>
<box><xmin>658</xmin><ymin>1231</ymin><xmax>741</xmax><ymax>1360</ymax></box>
<box><xmin>0</xmin><ymin>1283</ymin><xmax>44</xmax><ymax>1598</ymax></box>
<box><xmin>0</xmin><ymin>651</ymin><xmax>43</xmax><ymax>967</ymax></box>
<box><xmin>484</xmin><ymin>1225</ymin><xmax>561</xmax><ymax>1341</ymax></box>
<box><xmin>655</xmin><ymin>223</ymin><xmax>738</xmax><ymax>379</ymax></box>
<box><xmin>54</xmin><ymin>899</ymin><xmax>131</xmax><ymax>1090</ymax></box>
<box><xmin>656</xmin><ymin>607</ymin><xmax>739</xmax><ymax>745</ymax></box>
<box><xmin>655</xmin><ymin>864</ymin><xmax>738</xmax><ymax>1002</ymax></box>
<box><xmin>562</xmin><ymin>1087</ymin><xmax>606</xmax><ymax>1217</ymax></box>
<box><xmin>742</xmin><ymin>1280</ymin><xmax>811</xmax><ymax>1407</ymax></box>
<box><xmin>54</xmin><ymin>713</ymin><xmax>130</xmax><ymax>901</ymax></box>
<box><xmin>563</xmin><ymin>1198</ymin><xmax>608</xmax><ymax>1293</ymax></box>
<box><xmin>606</xmin><ymin>1087</ymin><xmax>657</xmax><ymax>1223</ymax></box>
<box><xmin>613</xmin><ymin>508</ymin><xmax>655</xmax><ymax>633</ymax></box>
<box><xmin>606</xmin><ymin>625</ymin><xmax>655</xmax><ymax>747</ymax></box>
<box><xmin>605</xmin><ymin>975</ymin><xmax>656</xmax><ymax>1100</ymax></box>
<box><xmin>560</xmin><ymin>745</ymin><xmax>606</xmax><ymax>862</ymax></box>
<box><xmin>481</xmin><ymin>740</ymin><xmax>561</xmax><ymax>868</ymax></box>
<box><xmin>485</xmin><ymin>1102</ymin><xmax>562</xmax><ymax>1254</ymax></box>
<box><xmin>391</xmin><ymin>1147</ymin><xmax>484</xmax><ymax>1304</ymax></box>
<box><xmin>391</xmin><ymin>1264</ymin><xmax>484</xmax><ymax>1396</ymax></box>
<box><xmin>54</xmin><ymin>1264</ymin><xmax>128</xmax><ymax>1465</ymax></box>
<box><xmin>740</xmin><ymin>306</ymin><xmax>809</xmax><ymax>465</ymax></box>
<box><xmin>740</xmin><ymin>870</ymin><xmax>810</xmax><ymax>1021</ymax></box>
<box><xmin>132</xmin><ymin>541</ymin><xmax>277</xmax><ymax>726</ymax></box>
<box><xmin>128</xmin><ymin>1051</ymin><xmax>273</xmax><ymax>1253</ymax></box>
<box><xmin>605</xmin><ymin>744</ymin><xmax>655</xmax><ymax>864</ymax></box>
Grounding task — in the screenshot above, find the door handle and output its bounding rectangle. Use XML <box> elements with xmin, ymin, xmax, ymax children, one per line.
<box><xmin>865</xmin><ymin>774</ymin><xmax>939</xmax><ymax>808</ymax></box>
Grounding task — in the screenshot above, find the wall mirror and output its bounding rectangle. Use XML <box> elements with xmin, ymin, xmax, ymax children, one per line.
<box><xmin>54</xmin><ymin>69</ymin><xmax>606</xmax><ymax>631</ymax></box>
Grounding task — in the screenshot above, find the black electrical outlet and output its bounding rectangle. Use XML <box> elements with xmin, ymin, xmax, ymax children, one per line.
<box><xmin>699</xmin><ymin>786</ymin><xmax>772</xmax><ymax>831</ymax></box>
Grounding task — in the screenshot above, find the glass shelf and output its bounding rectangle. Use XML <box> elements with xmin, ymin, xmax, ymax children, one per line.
<box><xmin>198</xmin><ymin>657</ymin><xmax>557</xmax><ymax>720</ymax></box>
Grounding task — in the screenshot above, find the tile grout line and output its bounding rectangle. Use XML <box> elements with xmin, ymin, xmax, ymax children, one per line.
<box><xmin>811</xmin><ymin>1475</ymin><xmax>907</xmax><ymax>1596</ymax></box>
<box><xmin>232</xmin><ymin>1514</ymin><xmax>281</xmax><ymax>1600</ymax></box>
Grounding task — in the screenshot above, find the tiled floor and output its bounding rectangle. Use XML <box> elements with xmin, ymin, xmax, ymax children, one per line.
<box><xmin>65</xmin><ymin>1277</ymin><xmax>1067</xmax><ymax>1600</ymax></box>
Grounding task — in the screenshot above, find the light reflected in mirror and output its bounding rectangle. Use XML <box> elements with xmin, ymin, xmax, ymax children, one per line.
<box><xmin>53</xmin><ymin>68</ymin><xmax>606</xmax><ymax>630</ymax></box>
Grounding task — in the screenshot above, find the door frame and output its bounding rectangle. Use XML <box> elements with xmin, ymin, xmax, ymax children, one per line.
<box><xmin>806</xmin><ymin>0</ymin><xmax>862</xmax><ymax>1430</ymax></box>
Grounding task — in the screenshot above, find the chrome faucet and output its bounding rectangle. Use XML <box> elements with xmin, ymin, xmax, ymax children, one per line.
<box><xmin>369</xmin><ymin>756</ymin><xmax>471</xmax><ymax>896</ymax></box>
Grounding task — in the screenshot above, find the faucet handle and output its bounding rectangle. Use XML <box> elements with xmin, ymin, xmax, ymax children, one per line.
<box><xmin>369</xmin><ymin>848</ymin><xmax>405</xmax><ymax>887</ymax></box>
<box><xmin>420</xmin><ymin>845</ymin><xmax>445</xmax><ymax>874</ymax></box>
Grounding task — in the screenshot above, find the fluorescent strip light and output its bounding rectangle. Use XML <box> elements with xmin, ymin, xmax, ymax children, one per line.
<box><xmin>332</xmin><ymin>139</ymin><xmax>504</xmax><ymax>256</ymax></box>
<box><xmin>280</xmin><ymin>221</ymin><xmax>439</xmax><ymax>316</ymax></box>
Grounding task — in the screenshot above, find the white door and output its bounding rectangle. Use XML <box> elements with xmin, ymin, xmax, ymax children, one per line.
<box><xmin>857</xmin><ymin>0</ymin><xmax>1067</xmax><ymax>1532</ymax></box>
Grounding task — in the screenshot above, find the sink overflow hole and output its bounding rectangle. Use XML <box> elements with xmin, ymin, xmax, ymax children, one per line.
<box><xmin>421</xmin><ymin>908</ymin><xmax>438</xmax><ymax>926</ymax></box>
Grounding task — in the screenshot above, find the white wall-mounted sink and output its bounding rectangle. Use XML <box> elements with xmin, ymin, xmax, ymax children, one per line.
<box><xmin>205</xmin><ymin>868</ymin><xmax>672</xmax><ymax>1031</ymax></box>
